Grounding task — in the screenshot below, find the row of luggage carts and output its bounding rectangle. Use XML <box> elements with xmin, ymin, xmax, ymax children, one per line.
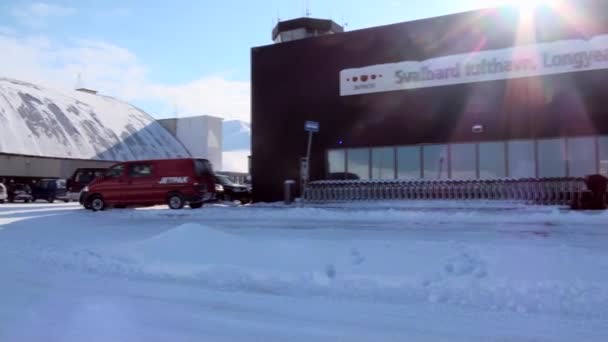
<box><xmin>303</xmin><ymin>177</ymin><xmax>589</xmax><ymax>205</ymax></box>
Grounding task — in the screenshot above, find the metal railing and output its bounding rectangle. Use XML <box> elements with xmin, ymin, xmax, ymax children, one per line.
<box><xmin>303</xmin><ymin>177</ymin><xmax>589</xmax><ymax>205</ymax></box>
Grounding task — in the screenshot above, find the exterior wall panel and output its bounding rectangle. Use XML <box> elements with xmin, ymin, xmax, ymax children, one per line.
<box><xmin>252</xmin><ymin>0</ymin><xmax>608</xmax><ymax>201</ymax></box>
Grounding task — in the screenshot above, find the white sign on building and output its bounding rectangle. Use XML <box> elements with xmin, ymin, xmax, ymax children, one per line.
<box><xmin>340</xmin><ymin>34</ymin><xmax>608</xmax><ymax>96</ymax></box>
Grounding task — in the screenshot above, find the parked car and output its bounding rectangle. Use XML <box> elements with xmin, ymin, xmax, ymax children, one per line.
<box><xmin>81</xmin><ymin>158</ymin><xmax>217</xmax><ymax>211</ymax></box>
<box><xmin>0</xmin><ymin>183</ymin><xmax>7</xmax><ymax>203</ymax></box>
<box><xmin>67</xmin><ymin>168</ymin><xmax>107</xmax><ymax>201</ymax></box>
<box><xmin>215</xmin><ymin>174</ymin><xmax>252</xmax><ymax>204</ymax></box>
<box><xmin>32</xmin><ymin>179</ymin><xmax>69</xmax><ymax>203</ymax></box>
<box><xmin>7</xmin><ymin>183</ymin><xmax>33</xmax><ymax>203</ymax></box>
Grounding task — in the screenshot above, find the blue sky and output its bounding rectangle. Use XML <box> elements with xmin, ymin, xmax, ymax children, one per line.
<box><xmin>0</xmin><ymin>0</ymin><xmax>515</xmax><ymax>121</ymax></box>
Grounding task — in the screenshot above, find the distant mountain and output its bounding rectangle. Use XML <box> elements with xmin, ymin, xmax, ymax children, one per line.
<box><xmin>0</xmin><ymin>77</ymin><xmax>189</xmax><ymax>161</ymax></box>
<box><xmin>223</xmin><ymin>120</ymin><xmax>250</xmax><ymax>152</ymax></box>
<box><xmin>221</xmin><ymin>120</ymin><xmax>250</xmax><ymax>173</ymax></box>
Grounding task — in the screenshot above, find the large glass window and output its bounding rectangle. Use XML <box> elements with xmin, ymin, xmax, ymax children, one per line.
<box><xmin>599</xmin><ymin>136</ymin><xmax>608</xmax><ymax>176</ymax></box>
<box><xmin>423</xmin><ymin>144</ymin><xmax>448</xmax><ymax>179</ymax></box>
<box><xmin>347</xmin><ymin>148</ymin><xmax>370</xmax><ymax>180</ymax></box>
<box><xmin>450</xmin><ymin>143</ymin><xmax>477</xmax><ymax>179</ymax></box>
<box><xmin>538</xmin><ymin>138</ymin><xmax>566</xmax><ymax>177</ymax></box>
<box><xmin>567</xmin><ymin>137</ymin><xmax>596</xmax><ymax>177</ymax></box>
<box><xmin>327</xmin><ymin>149</ymin><xmax>346</xmax><ymax>177</ymax></box>
<box><xmin>508</xmin><ymin>140</ymin><xmax>535</xmax><ymax>178</ymax></box>
<box><xmin>371</xmin><ymin>147</ymin><xmax>395</xmax><ymax>179</ymax></box>
<box><xmin>479</xmin><ymin>142</ymin><xmax>506</xmax><ymax>178</ymax></box>
<box><xmin>397</xmin><ymin>146</ymin><xmax>421</xmax><ymax>179</ymax></box>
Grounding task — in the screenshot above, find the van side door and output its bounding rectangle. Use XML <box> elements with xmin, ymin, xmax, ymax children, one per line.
<box><xmin>125</xmin><ymin>162</ymin><xmax>156</xmax><ymax>204</ymax></box>
<box><xmin>97</xmin><ymin>164</ymin><xmax>126</xmax><ymax>204</ymax></box>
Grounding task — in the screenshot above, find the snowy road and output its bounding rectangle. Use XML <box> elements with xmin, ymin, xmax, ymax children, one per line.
<box><xmin>1</xmin><ymin>202</ymin><xmax>608</xmax><ymax>341</ymax></box>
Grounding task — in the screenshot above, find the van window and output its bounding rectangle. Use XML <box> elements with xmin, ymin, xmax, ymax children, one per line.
<box><xmin>56</xmin><ymin>180</ymin><xmax>66</xmax><ymax>188</ymax></box>
<box><xmin>75</xmin><ymin>171</ymin><xmax>103</xmax><ymax>183</ymax></box>
<box><xmin>105</xmin><ymin>165</ymin><xmax>125</xmax><ymax>179</ymax></box>
<box><xmin>195</xmin><ymin>159</ymin><xmax>214</xmax><ymax>176</ymax></box>
<box><xmin>129</xmin><ymin>164</ymin><xmax>153</xmax><ymax>178</ymax></box>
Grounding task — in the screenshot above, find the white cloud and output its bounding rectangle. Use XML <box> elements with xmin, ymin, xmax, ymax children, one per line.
<box><xmin>0</xmin><ymin>30</ymin><xmax>251</xmax><ymax>122</ymax></box>
<box><xmin>11</xmin><ymin>2</ymin><xmax>77</xmax><ymax>28</ymax></box>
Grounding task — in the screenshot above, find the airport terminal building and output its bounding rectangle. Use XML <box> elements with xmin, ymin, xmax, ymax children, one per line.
<box><xmin>251</xmin><ymin>0</ymin><xmax>608</xmax><ymax>202</ymax></box>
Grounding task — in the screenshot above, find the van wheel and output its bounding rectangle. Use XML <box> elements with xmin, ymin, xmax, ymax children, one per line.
<box><xmin>189</xmin><ymin>202</ymin><xmax>203</xmax><ymax>209</ymax></box>
<box><xmin>168</xmin><ymin>193</ymin><xmax>185</xmax><ymax>210</ymax></box>
<box><xmin>47</xmin><ymin>196</ymin><xmax>55</xmax><ymax>203</ymax></box>
<box><xmin>89</xmin><ymin>195</ymin><xmax>106</xmax><ymax>211</ymax></box>
<box><xmin>31</xmin><ymin>197</ymin><xmax>37</xmax><ymax>202</ymax></box>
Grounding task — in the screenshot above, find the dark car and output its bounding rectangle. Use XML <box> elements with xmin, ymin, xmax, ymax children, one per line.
<box><xmin>32</xmin><ymin>179</ymin><xmax>69</xmax><ymax>203</ymax></box>
<box><xmin>7</xmin><ymin>183</ymin><xmax>33</xmax><ymax>203</ymax></box>
<box><xmin>67</xmin><ymin>168</ymin><xmax>107</xmax><ymax>201</ymax></box>
<box><xmin>215</xmin><ymin>174</ymin><xmax>252</xmax><ymax>204</ymax></box>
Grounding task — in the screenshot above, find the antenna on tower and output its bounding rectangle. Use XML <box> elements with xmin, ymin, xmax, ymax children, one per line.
<box><xmin>173</xmin><ymin>104</ymin><xmax>178</xmax><ymax>119</ymax></box>
<box><xmin>305</xmin><ymin>0</ymin><xmax>311</xmax><ymax>17</ymax></box>
<box><xmin>341</xmin><ymin>15</ymin><xmax>348</xmax><ymax>29</ymax></box>
<box><xmin>75</xmin><ymin>72</ymin><xmax>83</xmax><ymax>89</ymax></box>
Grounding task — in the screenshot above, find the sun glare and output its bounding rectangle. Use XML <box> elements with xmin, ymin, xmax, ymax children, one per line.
<box><xmin>489</xmin><ymin>0</ymin><xmax>555</xmax><ymax>10</ymax></box>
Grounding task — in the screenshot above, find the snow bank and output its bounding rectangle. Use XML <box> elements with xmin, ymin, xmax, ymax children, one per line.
<box><xmin>30</xmin><ymin>216</ymin><xmax>608</xmax><ymax>319</ymax></box>
<box><xmin>123</xmin><ymin>202</ymin><xmax>608</xmax><ymax>233</ymax></box>
<box><xmin>8</xmin><ymin>202</ymin><xmax>608</xmax><ymax>319</ymax></box>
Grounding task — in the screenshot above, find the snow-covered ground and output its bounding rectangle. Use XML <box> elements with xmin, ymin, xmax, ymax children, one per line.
<box><xmin>1</xmin><ymin>201</ymin><xmax>608</xmax><ymax>341</ymax></box>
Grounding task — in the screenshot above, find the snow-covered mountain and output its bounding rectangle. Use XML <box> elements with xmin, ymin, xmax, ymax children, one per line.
<box><xmin>222</xmin><ymin>120</ymin><xmax>250</xmax><ymax>173</ymax></box>
<box><xmin>0</xmin><ymin>78</ymin><xmax>189</xmax><ymax>161</ymax></box>
<box><xmin>223</xmin><ymin>120</ymin><xmax>250</xmax><ymax>152</ymax></box>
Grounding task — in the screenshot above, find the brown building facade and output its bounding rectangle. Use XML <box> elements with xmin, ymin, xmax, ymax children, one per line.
<box><xmin>251</xmin><ymin>1</ymin><xmax>608</xmax><ymax>202</ymax></box>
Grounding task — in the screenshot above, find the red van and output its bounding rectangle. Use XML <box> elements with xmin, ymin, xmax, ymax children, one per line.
<box><xmin>81</xmin><ymin>158</ymin><xmax>217</xmax><ymax>211</ymax></box>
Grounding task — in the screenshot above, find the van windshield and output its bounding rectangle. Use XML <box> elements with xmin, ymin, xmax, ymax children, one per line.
<box><xmin>195</xmin><ymin>159</ymin><xmax>214</xmax><ymax>176</ymax></box>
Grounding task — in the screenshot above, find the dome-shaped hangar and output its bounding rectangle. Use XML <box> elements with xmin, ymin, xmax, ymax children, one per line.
<box><xmin>0</xmin><ymin>78</ymin><xmax>190</xmax><ymax>180</ymax></box>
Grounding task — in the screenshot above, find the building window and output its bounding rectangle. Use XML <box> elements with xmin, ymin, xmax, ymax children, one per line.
<box><xmin>479</xmin><ymin>141</ymin><xmax>506</xmax><ymax>178</ymax></box>
<box><xmin>327</xmin><ymin>149</ymin><xmax>346</xmax><ymax>178</ymax></box>
<box><xmin>508</xmin><ymin>140</ymin><xmax>535</xmax><ymax>178</ymax></box>
<box><xmin>450</xmin><ymin>143</ymin><xmax>477</xmax><ymax>179</ymax></box>
<box><xmin>347</xmin><ymin>148</ymin><xmax>370</xmax><ymax>180</ymax></box>
<box><xmin>423</xmin><ymin>144</ymin><xmax>448</xmax><ymax>179</ymax></box>
<box><xmin>371</xmin><ymin>147</ymin><xmax>395</xmax><ymax>179</ymax></box>
<box><xmin>599</xmin><ymin>136</ymin><xmax>608</xmax><ymax>176</ymax></box>
<box><xmin>397</xmin><ymin>146</ymin><xmax>421</xmax><ymax>179</ymax></box>
<box><xmin>567</xmin><ymin>136</ymin><xmax>596</xmax><ymax>177</ymax></box>
<box><xmin>538</xmin><ymin>138</ymin><xmax>566</xmax><ymax>177</ymax></box>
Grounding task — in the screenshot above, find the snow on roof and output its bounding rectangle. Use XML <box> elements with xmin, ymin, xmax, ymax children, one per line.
<box><xmin>0</xmin><ymin>78</ymin><xmax>190</xmax><ymax>161</ymax></box>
